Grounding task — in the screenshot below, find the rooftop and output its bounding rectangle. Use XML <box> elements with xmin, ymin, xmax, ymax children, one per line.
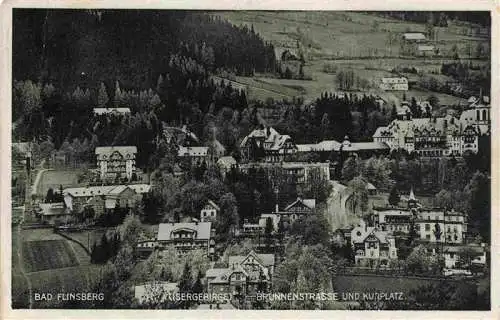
<box><xmin>95</xmin><ymin>146</ymin><xmax>137</xmax><ymax>155</ymax></box>
<box><xmin>157</xmin><ymin>222</ymin><xmax>212</xmax><ymax>241</ymax></box>
<box><xmin>64</xmin><ymin>184</ymin><xmax>151</xmax><ymax>197</ymax></box>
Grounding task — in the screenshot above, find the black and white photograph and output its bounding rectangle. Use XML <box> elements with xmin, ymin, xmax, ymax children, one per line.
<box><xmin>6</xmin><ymin>6</ymin><xmax>493</xmax><ymax>313</ymax></box>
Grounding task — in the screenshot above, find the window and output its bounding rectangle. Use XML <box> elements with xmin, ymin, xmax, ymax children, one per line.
<box><xmin>426</xmin><ymin>235</ymin><xmax>431</xmax><ymax>240</ymax></box>
<box><xmin>425</xmin><ymin>224</ymin><xmax>430</xmax><ymax>231</ymax></box>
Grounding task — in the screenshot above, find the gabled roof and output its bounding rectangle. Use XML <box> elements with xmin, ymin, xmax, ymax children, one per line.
<box><xmin>205</xmin><ymin>200</ymin><xmax>220</xmax><ymax>211</ymax></box>
<box><xmin>157</xmin><ymin>222</ymin><xmax>212</xmax><ymax>241</ymax></box>
<box><xmin>240</xmin><ymin>127</ymin><xmax>296</xmax><ymax>152</ymax></box>
<box><xmin>349</xmin><ymin>141</ymin><xmax>390</xmax><ymax>151</ymax></box>
<box><xmin>217</xmin><ymin>156</ymin><xmax>237</xmax><ymax>167</ymax></box>
<box><xmin>284</xmin><ymin>197</ymin><xmax>316</xmax><ymax>211</ymax></box>
<box><xmin>417</xmin><ymin>45</ymin><xmax>435</xmax><ymax>51</ymax></box>
<box><xmin>64</xmin><ymin>184</ymin><xmax>151</xmax><ymax>198</ymax></box>
<box><xmin>38</xmin><ymin>202</ymin><xmax>67</xmax><ymax>216</ymax></box>
<box><xmin>403</xmin><ymin>32</ymin><xmax>426</xmax><ymax>40</ymax></box>
<box><xmin>228</xmin><ymin>250</ymin><xmax>275</xmax><ymax>268</ymax></box>
<box><xmin>95</xmin><ymin>146</ymin><xmax>137</xmax><ymax>155</ymax></box>
<box><xmin>365</xmin><ymin>182</ymin><xmax>377</xmax><ymax>190</ymax></box>
<box><xmin>360</xmin><ymin>228</ymin><xmax>390</xmax><ymax>244</ymax></box>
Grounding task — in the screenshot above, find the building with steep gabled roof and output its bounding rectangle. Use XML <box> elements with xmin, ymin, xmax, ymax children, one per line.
<box><xmin>200</xmin><ymin>200</ymin><xmax>220</xmax><ymax>222</ymax></box>
<box><xmin>240</xmin><ymin>126</ymin><xmax>297</xmax><ymax>162</ymax></box>
<box><xmin>275</xmin><ymin>197</ymin><xmax>316</xmax><ymax>224</ymax></box>
<box><xmin>350</xmin><ymin>220</ymin><xmax>398</xmax><ymax>267</ymax></box>
<box><xmin>206</xmin><ymin>250</ymin><xmax>275</xmax><ymax>296</ymax></box>
<box><xmin>373</xmin><ymin>115</ymin><xmax>480</xmax><ymax>157</ymax></box>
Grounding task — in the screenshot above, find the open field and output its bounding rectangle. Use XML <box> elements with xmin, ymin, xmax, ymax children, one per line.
<box><xmin>22</xmin><ymin>240</ymin><xmax>79</xmax><ymax>272</ymax></box>
<box><xmin>36</xmin><ymin>170</ymin><xmax>82</xmax><ymax>197</ymax></box>
<box><xmin>214</xmin><ymin>11</ymin><xmax>487</xmax><ymax>107</ymax></box>
<box><xmin>12</xmin><ymin>228</ymin><xmax>99</xmax><ymax>308</ymax></box>
<box><xmin>29</xmin><ymin>265</ymin><xmax>102</xmax><ymax>308</ymax></box>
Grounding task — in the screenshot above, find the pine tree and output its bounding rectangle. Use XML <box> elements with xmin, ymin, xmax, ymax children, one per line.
<box><xmin>156</xmin><ymin>74</ymin><xmax>164</xmax><ymax>93</ymax></box>
<box><xmin>97</xmin><ymin>82</ymin><xmax>109</xmax><ymax>108</ymax></box>
<box><xmin>91</xmin><ymin>243</ymin><xmax>97</xmax><ymax>264</ymax></box>
<box><xmin>192</xmin><ymin>270</ymin><xmax>203</xmax><ymax>294</ymax></box>
<box><xmin>179</xmin><ymin>262</ymin><xmax>193</xmax><ymax>309</ymax></box>
<box><xmin>101</xmin><ymin>233</ymin><xmax>109</xmax><ymax>261</ymax></box>
<box><xmin>388</xmin><ymin>186</ymin><xmax>400</xmax><ymax>206</ymax></box>
<box><xmin>114</xmin><ymin>81</ymin><xmax>122</xmax><ymax>107</ymax></box>
<box><xmin>391</xmin><ymin>103</ymin><xmax>398</xmax><ymax>120</ymax></box>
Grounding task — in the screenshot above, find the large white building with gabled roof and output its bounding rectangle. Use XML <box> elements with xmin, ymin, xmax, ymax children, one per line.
<box><xmin>95</xmin><ymin>146</ymin><xmax>137</xmax><ymax>181</ymax></box>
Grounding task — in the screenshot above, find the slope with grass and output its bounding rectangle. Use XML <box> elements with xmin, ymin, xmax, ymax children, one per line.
<box><xmin>22</xmin><ymin>240</ymin><xmax>79</xmax><ymax>272</ymax></box>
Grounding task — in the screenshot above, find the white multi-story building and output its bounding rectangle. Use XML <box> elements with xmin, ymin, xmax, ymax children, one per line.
<box><xmin>379</xmin><ymin>77</ymin><xmax>409</xmax><ymax>91</ymax></box>
<box><xmin>95</xmin><ymin>146</ymin><xmax>137</xmax><ymax>180</ymax></box>
<box><xmin>372</xmin><ymin>190</ymin><xmax>468</xmax><ymax>244</ymax></box>
<box><xmin>373</xmin><ymin>115</ymin><xmax>480</xmax><ymax>157</ymax></box>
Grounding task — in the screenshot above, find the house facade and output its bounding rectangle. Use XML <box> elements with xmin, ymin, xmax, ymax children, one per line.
<box><xmin>206</xmin><ymin>250</ymin><xmax>274</xmax><ymax>296</ymax></box>
<box><xmin>200</xmin><ymin>200</ymin><xmax>220</xmax><ymax>222</ymax></box>
<box><xmin>350</xmin><ymin>221</ymin><xmax>398</xmax><ymax>267</ymax></box>
<box><xmin>275</xmin><ymin>197</ymin><xmax>316</xmax><ymax>224</ymax></box>
<box><xmin>240</xmin><ymin>127</ymin><xmax>297</xmax><ymax>163</ymax></box>
<box><xmin>373</xmin><ymin>116</ymin><xmax>480</xmax><ymax>156</ymax></box>
<box><xmin>95</xmin><ymin>146</ymin><xmax>137</xmax><ymax>181</ymax></box>
<box><xmin>372</xmin><ymin>191</ymin><xmax>468</xmax><ymax>244</ymax></box>
<box><xmin>239</xmin><ymin>162</ymin><xmax>330</xmax><ymax>185</ymax></box>
<box><xmin>156</xmin><ymin>222</ymin><xmax>215</xmax><ymax>256</ymax></box>
<box><xmin>379</xmin><ymin>77</ymin><xmax>409</xmax><ymax>91</ymax></box>
<box><xmin>63</xmin><ymin>184</ymin><xmax>150</xmax><ymax>216</ymax></box>
<box><xmin>177</xmin><ymin>146</ymin><xmax>209</xmax><ymax>164</ymax></box>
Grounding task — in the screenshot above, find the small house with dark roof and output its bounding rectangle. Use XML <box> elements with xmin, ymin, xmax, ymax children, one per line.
<box><xmin>275</xmin><ymin>197</ymin><xmax>316</xmax><ymax>224</ymax></box>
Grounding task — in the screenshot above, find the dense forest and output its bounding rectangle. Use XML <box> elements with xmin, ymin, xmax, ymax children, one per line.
<box><xmin>13</xmin><ymin>9</ymin><xmax>276</xmax><ymax>89</ymax></box>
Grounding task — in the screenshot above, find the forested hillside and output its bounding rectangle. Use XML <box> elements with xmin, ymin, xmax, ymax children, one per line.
<box><xmin>14</xmin><ymin>10</ymin><xmax>276</xmax><ymax>89</ymax></box>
